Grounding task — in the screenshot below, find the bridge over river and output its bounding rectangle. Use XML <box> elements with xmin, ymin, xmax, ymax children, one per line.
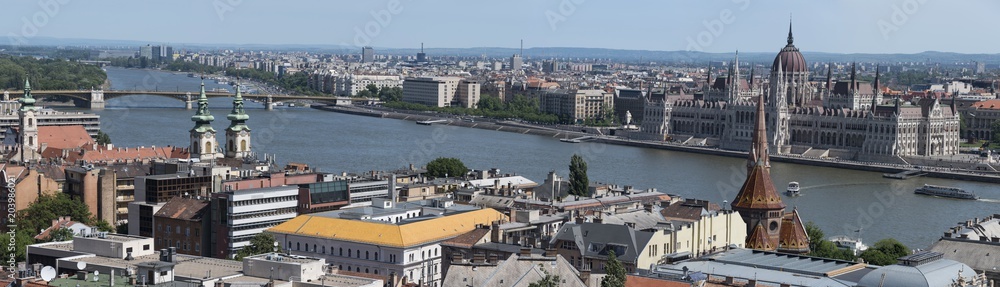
<box><xmin>2</xmin><ymin>89</ymin><xmax>374</xmax><ymax>110</ymax></box>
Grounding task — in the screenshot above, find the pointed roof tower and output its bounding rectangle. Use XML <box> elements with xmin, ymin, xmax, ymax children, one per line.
<box><xmin>191</xmin><ymin>81</ymin><xmax>215</xmax><ymax>133</ymax></box>
<box><xmin>747</xmin><ymin>90</ymin><xmax>770</xmax><ymax>171</ymax></box>
<box><xmin>826</xmin><ymin>64</ymin><xmax>833</xmax><ymax>91</ymax></box>
<box><xmin>19</xmin><ymin>77</ymin><xmax>37</xmax><ymax>112</ymax></box>
<box><xmin>733</xmin><ymin>89</ymin><xmax>785</xmax><ymax>211</ymax></box>
<box><xmin>850</xmin><ymin>62</ymin><xmax>858</xmax><ymax>91</ymax></box>
<box><xmin>872</xmin><ymin>65</ymin><xmax>881</xmax><ymax>112</ymax></box>
<box><xmin>746</xmin><ymin>223</ymin><xmax>776</xmax><ymax>251</ymax></box>
<box><xmin>227</xmin><ymin>82</ymin><xmax>250</xmax><ymax>131</ymax></box>
<box><xmin>787</xmin><ymin>16</ymin><xmax>794</xmax><ymax>46</ymax></box>
<box><xmin>777</xmin><ymin>208</ymin><xmax>811</xmax><ymax>254</ymax></box>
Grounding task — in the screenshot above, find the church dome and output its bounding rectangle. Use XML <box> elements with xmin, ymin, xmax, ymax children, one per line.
<box><xmin>771</xmin><ymin>22</ymin><xmax>807</xmax><ymax>73</ymax></box>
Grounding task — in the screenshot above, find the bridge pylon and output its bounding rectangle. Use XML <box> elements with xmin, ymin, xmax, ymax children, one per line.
<box><xmin>185</xmin><ymin>92</ymin><xmax>193</xmax><ymax>109</ymax></box>
<box><xmin>265</xmin><ymin>95</ymin><xmax>273</xmax><ymax>111</ymax></box>
<box><xmin>89</xmin><ymin>89</ymin><xmax>105</xmax><ymax>109</ymax></box>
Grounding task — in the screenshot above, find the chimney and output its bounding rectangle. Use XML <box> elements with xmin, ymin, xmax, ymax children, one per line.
<box><xmin>451</xmin><ymin>253</ymin><xmax>464</xmax><ymax>264</ymax></box>
<box><xmin>389</xmin><ymin>174</ymin><xmax>397</xmax><ymax>203</ymax></box>
<box><xmin>579</xmin><ymin>266</ymin><xmax>591</xmax><ymax>284</ymax></box>
<box><xmin>544</xmin><ymin>248</ymin><xmax>557</xmax><ymax>257</ymax></box>
<box><xmin>472</xmin><ymin>253</ymin><xmax>486</xmax><ymax>264</ymax></box>
<box><xmin>519</xmin><ymin>246</ymin><xmax>531</xmax><ymax>257</ymax></box>
<box><xmin>575</xmin><ymin>217</ymin><xmax>585</xmax><ymax>224</ymax></box>
<box><xmin>487</xmin><ymin>254</ymin><xmax>499</xmax><ymax>264</ymax></box>
<box><xmin>593</xmin><ymin>216</ymin><xmax>603</xmax><ymax>224</ymax></box>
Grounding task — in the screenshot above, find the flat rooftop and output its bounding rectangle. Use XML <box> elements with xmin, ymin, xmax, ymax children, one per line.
<box><xmin>73</xmin><ymin>253</ymin><xmax>243</xmax><ymax>280</ymax></box>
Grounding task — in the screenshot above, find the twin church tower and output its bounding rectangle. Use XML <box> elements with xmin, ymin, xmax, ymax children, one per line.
<box><xmin>190</xmin><ymin>81</ymin><xmax>252</xmax><ymax>161</ymax></box>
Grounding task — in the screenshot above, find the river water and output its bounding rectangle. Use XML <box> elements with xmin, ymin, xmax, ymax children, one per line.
<box><xmin>76</xmin><ymin>67</ymin><xmax>1000</xmax><ymax>249</ymax></box>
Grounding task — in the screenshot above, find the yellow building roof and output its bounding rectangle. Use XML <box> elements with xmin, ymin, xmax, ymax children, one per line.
<box><xmin>268</xmin><ymin>208</ymin><xmax>507</xmax><ymax>248</ymax></box>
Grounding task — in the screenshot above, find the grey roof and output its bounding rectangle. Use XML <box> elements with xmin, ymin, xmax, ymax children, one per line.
<box><xmin>442</xmin><ymin>254</ymin><xmax>585</xmax><ymax>287</ymax></box>
<box><xmin>599</xmin><ymin>210</ymin><xmax>666</xmax><ymax>231</ymax></box>
<box><xmin>468</xmin><ymin>194</ymin><xmax>516</xmax><ymax>209</ymax></box>
<box><xmin>551</xmin><ymin>223</ymin><xmax>653</xmax><ymax>263</ymax></box>
<box><xmin>928</xmin><ymin>239</ymin><xmax>1000</xmax><ymax>274</ymax></box>
<box><xmin>653</xmin><ymin>248</ymin><xmax>873</xmax><ymax>287</ymax></box>
<box><xmin>856</xmin><ymin>256</ymin><xmax>977</xmax><ymax>287</ymax></box>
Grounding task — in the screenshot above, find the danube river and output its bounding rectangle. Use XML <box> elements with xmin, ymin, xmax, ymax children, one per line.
<box><xmin>77</xmin><ymin>67</ymin><xmax>1000</xmax><ymax>249</ymax></box>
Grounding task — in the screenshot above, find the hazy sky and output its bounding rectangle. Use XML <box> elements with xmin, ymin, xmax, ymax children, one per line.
<box><xmin>5</xmin><ymin>0</ymin><xmax>999</xmax><ymax>54</ymax></box>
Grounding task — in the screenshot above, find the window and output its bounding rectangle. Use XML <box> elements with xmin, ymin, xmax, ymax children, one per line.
<box><xmin>143</xmin><ymin>244</ymin><xmax>150</xmax><ymax>251</ymax></box>
<box><xmin>366</xmin><ymin>251</ymin><xmax>369</xmax><ymax>260</ymax></box>
<box><xmin>160</xmin><ymin>271</ymin><xmax>168</xmax><ymax>276</ymax></box>
<box><xmin>127</xmin><ymin>247</ymin><xmax>133</xmax><ymax>253</ymax></box>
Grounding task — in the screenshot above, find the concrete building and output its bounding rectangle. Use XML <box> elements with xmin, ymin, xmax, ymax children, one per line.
<box><xmin>268</xmin><ymin>203</ymin><xmax>506</xmax><ymax>287</ymax></box>
<box><xmin>127</xmin><ymin>173</ymin><xmax>213</xmax><ymax>238</ymax></box>
<box><xmin>361</xmin><ymin>46</ymin><xmax>374</xmax><ymax>63</ymax></box>
<box><xmin>153</xmin><ymin>196</ymin><xmax>210</xmax><ymax>256</ymax></box>
<box><xmin>964</xmin><ymin>99</ymin><xmax>1000</xmax><ymax>141</ymax></box>
<box><xmin>0</xmin><ymin>104</ymin><xmax>101</xmax><ymax>142</ymax></box>
<box><xmin>402</xmin><ymin>77</ymin><xmax>478</xmax><ymax>108</ymax></box>
<box><xmin>509</xmin><ymin>54</ymin><xmax>523</xmax><ymax>71</ymax></box>
<box><xmin>539</xmin><ymin>90</ymin><xmax>614</xmax><ymax>123</ymax></box>
<box><xmin>321</xmin><ymin>74</ymin><xmax>400</xmax><ymax>97</ymax></box>
<box><xmin>211</xmin><ymin>185</ymin><xmax>299</xmax><ymax>259</ymax></box>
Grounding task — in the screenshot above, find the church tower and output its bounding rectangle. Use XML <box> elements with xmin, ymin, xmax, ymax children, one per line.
<box><xmin>18</xmin><ymin>78</ymin><xmax>39</xmax><ymax>164</ymax></box>
<box><xmin>731</xmin><ymin>91</ymin><xmax>786</xmax><ymax>251</ymax></box>
<box><xmin>225</xmin><ymin>84</ymin><xmax>251</xmax><ymax>159</ymax></box>
<box><xmin>190</xmin><ymin>81</ymin><xmax>220</xmax><ymax>161</ymax></box>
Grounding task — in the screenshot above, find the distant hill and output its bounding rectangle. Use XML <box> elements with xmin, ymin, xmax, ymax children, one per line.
<box><xmin>4</xmin><ymin>36</ymin><xmax>1000</xmax><ymax>64</ymax></box>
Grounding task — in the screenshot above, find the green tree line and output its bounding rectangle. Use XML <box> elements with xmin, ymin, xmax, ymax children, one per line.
<box><xmin>383</xmin><ymin>94</ymin><xmax>561</xmax><ymax>124</ymax></box>
<box><xmin>0</xmin><ymin>55</ymin><xmax>107</xmax><ymax>91</ymax></box>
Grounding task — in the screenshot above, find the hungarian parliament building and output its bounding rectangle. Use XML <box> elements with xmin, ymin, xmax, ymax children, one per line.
<box><xmin>642</xmin><ymin>24</ymin><xmax>961</xmax><ymax>162</ymax></box>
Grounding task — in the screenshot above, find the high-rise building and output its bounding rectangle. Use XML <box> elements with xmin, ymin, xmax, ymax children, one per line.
<box><xmin>509</xmin><ymin>54</ymin><xmax>523</xmax><ymax>70</ymax></box>
<box><xmin>402</xmin><ymin>77</ymin><xmax>464</xmax><ymax>107</ymax></box>
<box><xmin>416</xmin><ymin>43</ymin><xmax>427</xmax><ymax>62</ymax></box>
<box><xmin>151</xmin><ymin>45</ymin><xmax>162</xmax><ymax>62</ymax></box>
<box><xmin>362</xmin><ymin>46</ymin><xmax>374</xmax><ymax>63</ymax></box>
<box><xmin>139</xmin><ymin>45</ymin><xmax>153</xmax><ymax>59</ymax></box>
<box><xmin>542</xmin><ymin>60</ymin><xmax>558</xmax><ymax>73</ymax></box>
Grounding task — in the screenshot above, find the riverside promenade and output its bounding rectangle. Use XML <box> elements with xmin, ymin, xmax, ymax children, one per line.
<box><xmin>315</xmin><ymin>105</ymin><xmax>1000</xmax><ymax>184</ymax></box>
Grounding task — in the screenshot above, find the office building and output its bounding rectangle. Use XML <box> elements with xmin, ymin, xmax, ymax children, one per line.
<box><xmin>211</xmin><ymin>185</ymin><xmax>299</xmax><ymax>259</ymax></box>
<box><xmin>362</xmin><ymin>46</ymin><xmax>374</xmax><ymax>63</ymax></box>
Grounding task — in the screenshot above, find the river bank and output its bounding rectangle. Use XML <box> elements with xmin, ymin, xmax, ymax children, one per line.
<box><xmin>314</xmin><ymin>104</ymin><xmax>1000</xmax><ymax>184</ymax></box>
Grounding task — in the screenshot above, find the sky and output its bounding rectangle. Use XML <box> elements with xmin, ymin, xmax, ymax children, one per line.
<box><xmin>4</xmin><ymin>0</ymin><xmax>1000</xmax><ymax>54</ymax></box>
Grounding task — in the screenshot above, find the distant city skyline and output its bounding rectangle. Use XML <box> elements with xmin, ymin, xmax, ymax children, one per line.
<box><xmin>4</xmin><ymin>0</ymin><xmax>999</xmax><ymax>54</ymax></box>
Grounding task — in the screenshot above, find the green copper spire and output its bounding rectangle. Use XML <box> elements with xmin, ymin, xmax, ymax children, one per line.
<box><xmin>227</xmin><ymin>83</ymin><xmax>250</xmax><ymax>131</ymax></box>
<box><xmin>19</xmin><ymin>77</ymin><xmax>36</xmax><ymax>111</ymax></box>
<box><xmin>190</xmin><ymin>81</ymin><xmax>215</xmax><ymax>133</ymax></box>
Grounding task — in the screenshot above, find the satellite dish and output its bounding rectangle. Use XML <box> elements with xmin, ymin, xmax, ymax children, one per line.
<box><xmin>94</xmin><ymin>270</ymin><xmax>99</xmax><ymax>276</ymax></box>
<box><xmin>77</xmin><ymin>262</ymin><xmax>87</xmax><ymax>270</ymax></box>
<box><xmin>40</xmin><ymin>266</ymin><xmax>56</xmax><ymax>282</ymax></box>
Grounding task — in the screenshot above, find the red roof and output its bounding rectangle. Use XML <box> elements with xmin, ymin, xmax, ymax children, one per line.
<box><xmin>971</xmin><ymin>99</ymin><xmax>1000</xmax><ymax>110</ymax></box>
<box><xmin>746</xmin><ymin>223</ymin><xmax>776</xmax><ymax>251</ymax></box>
<box><xmin>777</xmin><ymin>209</ymin><xmax>810</xmax><ymax>254</ymax></box>
<box><xmin>731</xmin><ymin>164</ymin><xmax>786</xmax><ymax>211</ymax></box>
<box><xmin>38</xmin><ymin>125</ymin><xmax>95</xmax><ymax>150</ymax></box>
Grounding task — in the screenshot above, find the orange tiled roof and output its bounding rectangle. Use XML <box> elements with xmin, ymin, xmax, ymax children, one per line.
<box><xmin>777</xmin><ymin>209</ymin><xmax>810</xmax><ymax>254</ymax></box>
<box><xmin>37</xmin><ymin>125</ymin><xmax>95</xmax><ymax>150</ymax></box>
<box><xmin>745</xmin><ymin>223</ymin><xmax>775</xmax><ymax>251</ymax></box>
<box><xmin>971</xmin><ymin>99</ymin><xmax>1000</xmax><ymax>110</ymax></box>
<box><xmin>56</xmin><ymin>146</ymin><xmax>190</xmax><ymax>163</ymax></box>
<box><xmin>731</xmin><ymin>164</ymin><xmax>786</xmax><ymax>211</ymax></box>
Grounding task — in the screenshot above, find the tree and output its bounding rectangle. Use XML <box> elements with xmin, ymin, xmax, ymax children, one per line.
<box><xmin>365</xmin><ymin>84</ymin><xmax>379</xmax><ymax>95</ymax></box>
<box><xmin>378</xmin><ymin>86</ymin><xmax>402</xmax><ymax>102</ymax></box>
<box><xmin>992</xmin><ymin>121</ymin><xmax>1000</xmax><ymax>144</ymax></box>
<box><xmin>0</xmin><ymin>230</ymin><xmax>35</xmax><ymax>262</ymax></box>
<box><xmin>94</xmin><ymin>220</ymin><xmax>115</xmax><ymax>232</ymax></box>
<box><xmin>859</xmin><ymin>238</ymin><xmax>908</xmax><ymax>265</ymax></box>
<box><xmin>805</xmin><ymin>222</ymin><xmax>824</xmax><ymax>251</ymax></box>
<box><xmin>569</xmin><ymin>154</ymin><xmax>590</xmax><ymax>197</ymax></box>
<box><xmin>96</xmin><ymin>130</ymin><xmax>112</xmax><ymax>145</ymax></box>
<box><xmin>425</xmin><ymin>157</ymin><xmax>469</xmax><ymax>178</ymax></box>
<box><xmin>116</xmin><ymin>222</ymin><xmax>129</xmax><ymax>234</ymax></box>
<box><xmin>235</xmin><ymin>232</ymin><xmax>281</xmax><ymax>260</ymax></box>
<box><xmin>528</xmin><ymin>268</ymin><xmax>561</xmax><ymax>287</ymax></box>
<box><xmin>600</xmin><ymin>251</ymin><xmax>626</xmax><ymax>287</ymax></box>
<box><xmin>49</xmin><ymin>227</ymin><xmax>75</xmax><ymax>242</ymax></box>
<box><xmin>16</xmin><ymin>193</ymin><xmax>95</xmax><ymax>239</ymax></box>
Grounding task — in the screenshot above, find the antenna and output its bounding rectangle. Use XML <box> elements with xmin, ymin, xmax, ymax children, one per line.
<box><xmin>421</xmin><ymin>43</ymin><xmax>424</xmax><ymax>53</ymax></box>
<box><xmin>520</xmin><ymin>39</ymin><xmax>523</xmax><ymax>57</ymax></box>
<box><xmin>40</xmin><ymin>266</ymin><xmax>56</xmax><ymax>282</ymax></box>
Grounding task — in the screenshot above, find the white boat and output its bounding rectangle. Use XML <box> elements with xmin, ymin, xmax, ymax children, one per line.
<box><xmin>786</xmin><ymin>181</ymin><xmax>801</xmax><ymax>196</ymax></box>
<box><xmin>829</xmin><ymin>235</ymin><xmax>868</xmax><ymax>256</ymax></box>
<box><xmin>914</xmin><ymin>184</ymin><xmax>979</xmax><ymax>200</ymax></box>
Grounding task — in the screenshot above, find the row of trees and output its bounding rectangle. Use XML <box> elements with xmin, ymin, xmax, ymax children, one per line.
<box><xmin>0</xmin><ymin>55</ymin><xmax>107</xmax><ymax>90</ymax></box>
<box><xmin>383</xmin><ymin>94</ymin><xmax>562</xmax><ymax>124</ymax></box>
